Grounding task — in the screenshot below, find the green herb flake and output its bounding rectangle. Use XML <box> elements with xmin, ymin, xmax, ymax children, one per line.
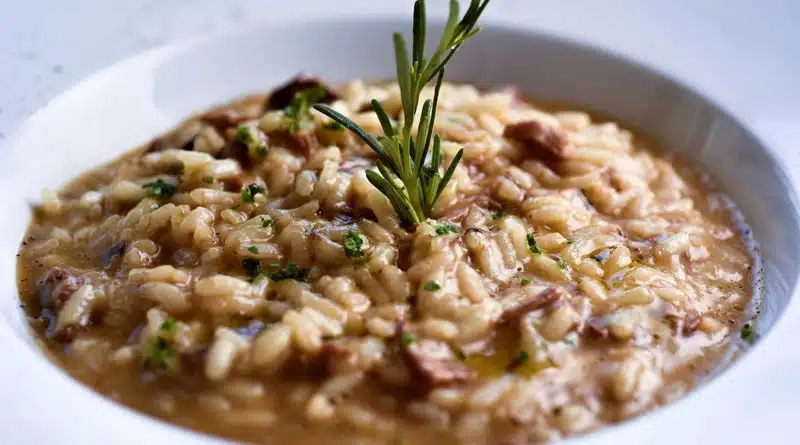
<box><xmin>401</xmin><ymin>332</ymin><xmax>416</xmax><ymax>346</ymax></box>
<box><xmin>491</xmin><ymin>210</ymin><xmax>506</xmax><ymax>220</ymax></box>
<box><xmin>434</xmin><ymin>223</ymin><xmax>461</xmax><ymax>236</ymax></box>
<box><xmin>236</xmin><ymin>124</ymin><xmax>269</xmax><ymax>157</ymax></box>
<box><xmin>324</xmin><ymin>121</ymin><xmax>345</xmax><ymax>131</ymax></box>
<box><xmin>242</xmin><ymin>258</ymin><xmax>262</xmax><ymax>278</ymax></box>
<box><xmin>312</xmin><ymin>0</ymin><xmax>489</xmax><ymax>226</ymax></box>
<box><xmin>159</xmin><ymin>318</ymin><xmax>177</xmax><ymax>334</ymax></box>
<box><xmin>563</xmin><ymin>338</ymin><xmax>575</xmax><ymax>346</ymax></box>
<box><xmin>526</xmin><ymin>233</ymin><xmax>541</xmax><ymax>255</ymax></box>
<box><xmin>423</xmin><ymin>280</ymin><xmax>441</xmax><ymax>291</ymax></box>
<box><xmin>241</xmin><ymin>183</ymin><xmax>266</xmax><ymax>203</ymax></box>
<box><xmin>247</xmin><ymin>246</ymin><xmax>259</xmax><ymax>254</ymax></box>
<box><xmin>283</xmin><ymin>87</ymin><xmax>327</xmax><ymax>133</ymax></box>
<box><xmin>343</xmin><ymin>230</ymin><xmax>365</xmax><ymax>259</ymax></box>
<box><xmin>267</xmin><ymin>262</ymin><xmax>311</xmax><ymax>282</ymax></box>
<box><xmin>143</xmin><ymin>337</ymin><xmax>174</xmax><ymax>370</ymax></box>
<box><xmin>741</xmin><ymin>323</ymin><xmax>757</xmax><ymax>344</ymax></box>
<box><xmin>520</xmin><ymin>277</ymin><xmax>532</xmax><ymax>286</ymax></box>
<box><xmin>202</xmin><ymin>175</ymin><xmax>215</xmax><ymax>184</ymax></box>
<box><xmin>142</xmin><ymin>179</ymin><xmax>176</xmax><ymax>198</ymax></box>
<box><xmin>506</xmin><ymin>350</ymin><xmax>530</xmax><ymax>372</ymax></box>
<box><xmin>554</xmin><ymin>255</ymin><xmax>568</xmax><ymax>271</ymax></box>
<box><xmin>260</xmin><ymin>216</ymin><xmax>275</xmax><ymax>228</ymax></box>
<box><xmin>566</xmin><ymin>239</ymin><xmax>575</xmax><ymax>245</ymax></box>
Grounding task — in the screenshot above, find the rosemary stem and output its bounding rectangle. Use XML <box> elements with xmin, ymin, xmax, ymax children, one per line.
<box><xmin>406</xmin><ymin>173</ymin><xmax>425</xmax><ymax>220</ymax></box>
<box><xmin>312</xmin><ymin>0</ymin><xmax>489</xmax><ymax>227</ymax></box>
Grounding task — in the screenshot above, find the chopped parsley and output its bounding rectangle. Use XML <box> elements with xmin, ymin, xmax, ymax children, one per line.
<box><xmin>506</xmin><ymin>350</ymin><xmax>530</xmax><ymax>372</ymax></box>
<box><xmin>526</xmin><ymin>233</ymin><xmax>541</xmax><ymax>254</ymax></box>
<box><xmin>343</xmin><ymin>230</ymin><xmax>365</xmax><ymax>259</ymax></box>
<box><xmin>247</xmin><ymin>246</ymin><xmax>259</xmax><ymax>254</ymax></box>
<box><xmin>267</xmin><ymin>263</ymin><xmax>311</xmax><ymax>282</ymax></box>
<box><xmin>741</xmin><ymin>323</ymin><xmax>757</xmax><ymax>344</ymax></box>
<box><xmin>401</xmin><ymin>332</ymin><xmax>416</xmax><ymax>346</ymax></box>
<box><xmin>202</xmin><ymin>175</ymin><xmax>215</xmax><ymax>184</ymax></box>
<box><xmin>241</xmin><ymin>183</ymin><xmax>266</xmax><ymax>203</ymax></box>
<box><xmin>143</xmin><ymin>337</ymin><xmax>174</xmax><ymax>370</ymax></box>
<box><xmin>554</xmin><ymin>255</ymin><xmax>568</xmax><ymax>271</ymax></box>
<box><xmin>159</xmin><ymin>318</ymin><xmax>177</xmax><ymax>334</ymax></box>
<box><xmin>242</xmin><ymin>259</ymin><xmax>310</xmax><ymax>282</ymax></box>
<box><xmin>423</xmin><ymin>280</ymin><xmax>441</xmax><ymax>291</ymax></box>
<box><xmin>563</xmin><ymin>338</ymin><xmax>576</xmax><ymax>346</ymax></box>
<box><xmin>566</xmin><ymin>239</ymin><xmax>575</xmax><ymax>245</ymax></box>
<box><xmin>433</xmin><ymin>223</ymin><xmax>460</xmax><ymax>236</ymax></box>
<box><xmin>142</xmin><ymin>179</ymin><xmax>176</xmax><ymax>198</ymax></box>
<box><xmin>283</xmin><ymin>87</ymin><xmax>327</xmax><ymax>133</ymax></box>
<box><xmin>260</xmin><ymin>216</ymin><xmax>275</xmax><ymax>228</ymax></box>
<box><xmin>324</xmin><ymin>121</ymin><xmax>345</xmax><ymax>131</ymax></box>
<box><xmin>242</xmin><ymin>258</ymin><xmax>262</xmax><ymax>278</ymax></box>
<box><xmin>520</xmin><ymin>277</ymin><xmax>532</xmax><ymax>286</ymax></box>
<box><xmin>236</xmin><ymin>124</ymin><xmax>269</xmax><ymax>157</ymax></box>
<box><xmin>491</xmin><ymin>210</ymin><xmax>506</xmax><ymax>220</ymax></box>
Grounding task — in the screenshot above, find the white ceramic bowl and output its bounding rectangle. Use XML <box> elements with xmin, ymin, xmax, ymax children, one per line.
<box><xmin>1</xmin><ymin>17</ymin><xmax>798</xmax><ymax>445</ymax></box>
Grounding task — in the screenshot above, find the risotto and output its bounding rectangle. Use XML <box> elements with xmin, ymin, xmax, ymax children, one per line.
<box><xmin>16</xmin><ymin>75</ymin><xmax>757</xmax><ymax>444</ymax></box>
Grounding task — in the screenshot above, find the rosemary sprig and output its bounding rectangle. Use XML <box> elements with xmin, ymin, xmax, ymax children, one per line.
<box><xmin>314</xmin><ymin>0</ymin><xmax>490</xmax><ymax>226</ymax></box>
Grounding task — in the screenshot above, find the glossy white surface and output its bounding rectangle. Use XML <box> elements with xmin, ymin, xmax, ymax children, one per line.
<box><xmin>1</xmin><ymin>8</ymin><xmax>800</xmax><ymax>445</ymax></box>
<box><xmin>0</xmin><ymin>0</ymin><xmax>798</xmax><ymax>144</ymax></box>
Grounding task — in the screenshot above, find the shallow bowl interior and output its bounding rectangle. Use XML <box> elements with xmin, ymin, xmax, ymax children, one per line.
<box><xmin>0</xmin><ymin>17</ymin><xmax>797</xmax><ymax>445</ymax></box>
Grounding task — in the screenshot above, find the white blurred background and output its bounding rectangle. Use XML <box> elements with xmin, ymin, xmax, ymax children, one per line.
<box><xmin>0</xmin><ymin>0</ymin><xmax>797</xmax><ymax>143</ymax></box>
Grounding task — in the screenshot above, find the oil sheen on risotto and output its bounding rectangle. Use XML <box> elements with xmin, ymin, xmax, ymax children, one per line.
<box><xmin>18</xmin><ymin>78</ymin><xmax>755</xmax><ymax>445</ymax></box>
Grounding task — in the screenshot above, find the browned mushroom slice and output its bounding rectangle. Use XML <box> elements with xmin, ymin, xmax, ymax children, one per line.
<box><xmin>36</xmin><ymin>266</ymin><xmax>86</xmax><ymax>310</ymax></box>
<box><xmin>503</xmin><ymin>119</ymin><xmax>569</xmax><ymax>160</ymax></box>
<box><xmin>317</xmin><ymin>340</ymin><xmax>356</xmax><ymax>374</ymax></box>
<box><xmin>266</xmin><ymin>74</ymin><xmax>340</xmax><ymax>111</ymax></box>
<box><xmin>263</xmin><ymin>129</ymin><xmax>321</xmax><ymax>158</ymax></box>
<box><xmin>666</xmin><ymin>311</ymin><xmax>702</xmax><ymax>336</ymax></box>
<box><xmin>388</xmin><ymin>322</ymin><xmax>474</xmax><ymax>390</ymax></box>
<box><xmin>402</xmin><ymin>337</ymin><xmax>475</xmax><ymax>389</ymax></box>
<box><xmin>285</xmin><ymin>130</ymin><xmax>320</xmax><ymax>157</ymax></box>
<box><xmin>497</xmin><ymin>286</ymin><xmax>562</xmax><ymax>325</ymax></box>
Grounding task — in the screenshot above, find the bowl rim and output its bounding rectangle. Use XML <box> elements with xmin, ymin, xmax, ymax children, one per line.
<box><xmin>2</xmin><ymin>13</ymin><xmax>799</xmax><ymax>445</ymax></box>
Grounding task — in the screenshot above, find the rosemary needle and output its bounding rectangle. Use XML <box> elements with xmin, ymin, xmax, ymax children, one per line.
<box><xmin>314</xmin><ymin>0</ymin><xmax>490</xmax><ymax>226</ymax></box>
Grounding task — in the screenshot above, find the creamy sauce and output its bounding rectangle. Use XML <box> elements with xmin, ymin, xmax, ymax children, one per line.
<box><xmin>17</xmin><ymin>83</ymin><xmax>757</xmax><ymax>444</ymax></box>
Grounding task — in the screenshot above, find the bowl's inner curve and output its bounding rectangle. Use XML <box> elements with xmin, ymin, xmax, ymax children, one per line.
<box><xmin>1</xmin><ymin>18</ymin><xmax>797</xmax><ymax>445</ymax></box>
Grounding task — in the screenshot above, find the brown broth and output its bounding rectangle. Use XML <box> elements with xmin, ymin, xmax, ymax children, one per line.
<box><xmin>17</xmin><ymin>85</ymin><xmax>756</xmax><ymax>445</ymax></box>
